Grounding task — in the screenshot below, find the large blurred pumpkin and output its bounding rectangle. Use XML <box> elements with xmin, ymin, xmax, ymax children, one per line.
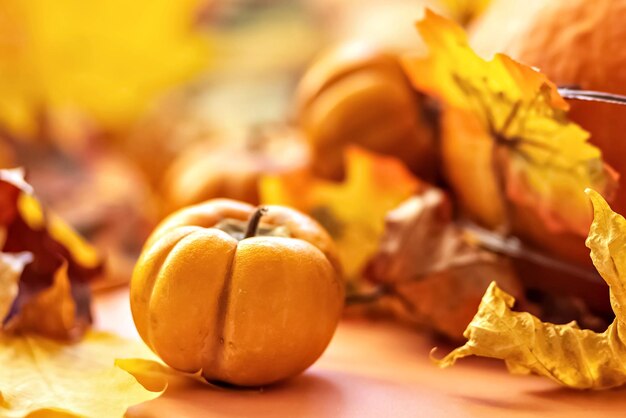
<box><xmin>296</xmin><ymin>41</ymin><xmax>437</xmax><ymax>181</ymax></box>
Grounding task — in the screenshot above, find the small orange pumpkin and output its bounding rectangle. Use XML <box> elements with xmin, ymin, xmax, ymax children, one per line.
<box><xmin>131</xmin><ymin>199</ymin><xmax>344</xmax><ymax>386</ymax></box>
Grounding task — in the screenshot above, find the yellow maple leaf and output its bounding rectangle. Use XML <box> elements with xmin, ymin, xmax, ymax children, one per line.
<box><xmin>434</xmin><ymin>189</ymin><xmax>626</xmax><ymax>390</ymax></box>
<box><xmin>0</xmin><ymin>0</ymin><xmax>209</xmax><ymax>136</ymax></box>
<box><xmin>403</xmin><ymin>10</ymin><xmax>616</xmax><ymax>236</ymax></box>
<box><xmin>0</xmin><ymin>331</ymin><xmax>166</xmax><ymax>417</ymax></box>
<box><xmin>260</xmin><ymin>147</ymin><xmax>420</xmax><ymax>283</ymax></box>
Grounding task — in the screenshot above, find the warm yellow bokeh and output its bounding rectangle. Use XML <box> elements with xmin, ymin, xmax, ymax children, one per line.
<box><xmin>0</xmin><ymin>0</ymin><xmax>209</xmax><ymax>136</ymax></box>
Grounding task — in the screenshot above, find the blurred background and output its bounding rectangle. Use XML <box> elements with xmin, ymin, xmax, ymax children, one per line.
<box><xmin>0</xmin><ymin>0</ymin><xmax>496</xmax><ymax>287</ymax></box>
<box><xmin>8</xmin><ymin>0</ymin><xmax>626</xmax><ymax>341</ymax></box>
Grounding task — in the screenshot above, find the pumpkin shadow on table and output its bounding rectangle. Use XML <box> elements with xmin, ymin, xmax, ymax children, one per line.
<box><xmin>130</xmin><ymin>371</ymin><xmax>345</xmax><ymax>418</ymax></box>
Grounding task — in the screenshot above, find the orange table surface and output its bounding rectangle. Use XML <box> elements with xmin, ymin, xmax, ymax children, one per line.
<box><xmin>94</xmin><ymin>288</ymin><xmax>626</xmax><ymax>418</ymax></box>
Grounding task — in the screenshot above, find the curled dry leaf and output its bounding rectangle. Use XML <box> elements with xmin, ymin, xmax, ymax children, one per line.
<box><xmin>435</xmin><ymin>189</ymin><xmax>626</xmax><ymax>390</ymax></box>
<box><xmin>0</xmin><ymin>168</ymin><xmax>102</xmax><ymax>339</ymax></box>
<box><xmin>366</xmin><ymin>187</ymin><xmax>522</xmax><ymax>341</ymax></box>
<box><xmin>0</xmin><ymin>331</ymin><xmax>167</xmax><ymax>418</ymax></box>
<box><xmin>403</xmin><ymin>10</ymin><xmax>617</xmax><ymax>236</ymax></box>
<box><xmin>260</xmin><ymin>147</ymin><xmax>420</xmax><ymax>285</ymax></box>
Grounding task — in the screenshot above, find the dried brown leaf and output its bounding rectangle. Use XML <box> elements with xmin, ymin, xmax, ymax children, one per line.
<box><xmin>367</xmin><ymin>188</ymin><xmax>523</xmax><ymax>340</ymax></box>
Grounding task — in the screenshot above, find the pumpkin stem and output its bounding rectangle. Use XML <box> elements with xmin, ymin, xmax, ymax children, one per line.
<box><xmin>244</xmin><ymin>207</ymin><xmax>268</xmax><ymax>239</ymax></box>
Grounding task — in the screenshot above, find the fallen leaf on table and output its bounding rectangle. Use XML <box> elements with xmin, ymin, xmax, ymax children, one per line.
<box><xmin>0</xmin><ymin>171</ymin><xmax>169</xmax><ymax>415</ymax></box>
<box><xmin>0</xmin><ymin>331</ymin><xmax>167</xmax><ymax>418</ymax></box>
<box><xmin>0</xmin><ymin>168</ymin><xmax>102</xmax><ymax>339</ymax></box>
<box><xmin>366</xmin><ymin>187</ymin><xmax>522</xmax><ymax>340</ymax></box>
<box><xmin>403</xmin><ymin>10</ymin><xmax>617</xmax><ymax>236</ymax></box>
<box><xmin>260</xmin><ymin>147</ymin><xmax>420</xmax><ymax>285</ymax></box>
<box><xmin>0</xmin><ymin>0</ymin><xmax>210</xmax><ymax>137</ymax></box>
<box><xmin>434</xmin><ymin>189</ymin><xmax>626</xmax><ymax>390</ymax></box>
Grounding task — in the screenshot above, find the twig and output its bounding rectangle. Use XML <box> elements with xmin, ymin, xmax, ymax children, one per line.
<box><xmin>558</xmin><ymin>88</ymin><xmax>626</xmax><ymax>106</ymax></box>
<box><xmin>462</xmin><ymin>221</ymin><xmax>602</xmax><ymax>284</ymax></box>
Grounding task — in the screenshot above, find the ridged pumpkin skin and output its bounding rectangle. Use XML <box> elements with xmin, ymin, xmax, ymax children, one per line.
<box><xmin>131</xmin><ymin>199</ymin><xmax>344</xmax><ymax>386</ymax></box>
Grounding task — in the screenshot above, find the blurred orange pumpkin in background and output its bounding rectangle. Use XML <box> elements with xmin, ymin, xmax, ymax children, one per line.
<box><xmin>295</xmin><ymin>41</ymin><xmax>438</xmax><ymax>181</ymax></box>
<box><xmin>131</xmin><ymin>199</ymin><xmax>343</xmax><ymax>386</ymax></box>
<box><xmin>161</xmin><ymin>126</ymin><xmax>310</xmax><ymax>212</ymax></box>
